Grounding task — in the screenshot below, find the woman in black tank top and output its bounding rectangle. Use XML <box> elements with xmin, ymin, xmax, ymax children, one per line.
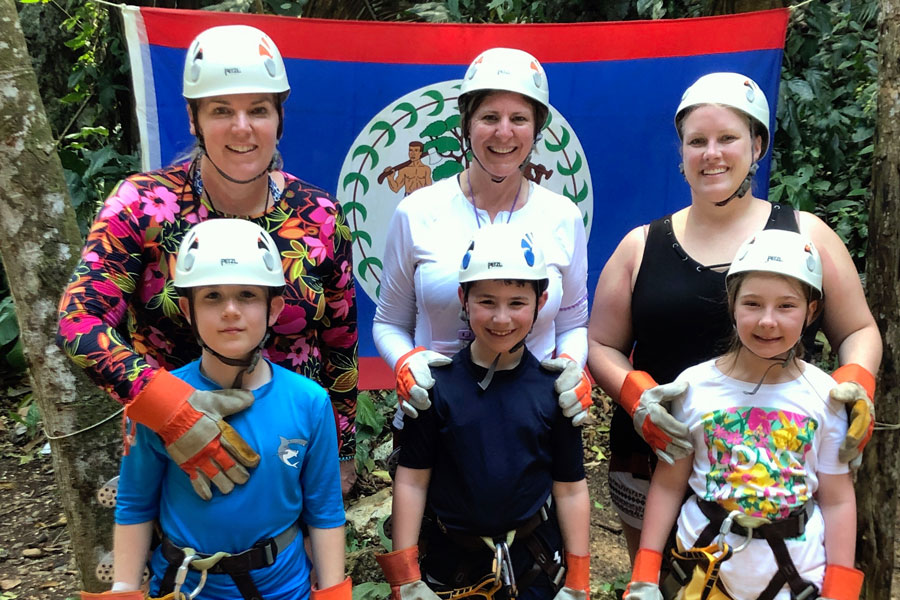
<box><xmin>585</xmin><ymin>72</ymin><xmax>882</xmax><ymax>564</ymax></box>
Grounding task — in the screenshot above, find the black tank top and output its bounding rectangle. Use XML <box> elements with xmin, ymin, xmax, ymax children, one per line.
<box><xmin>609</xmin><ymin>203</ymin><xmax>799</xmax><ymax>464</ymax></box>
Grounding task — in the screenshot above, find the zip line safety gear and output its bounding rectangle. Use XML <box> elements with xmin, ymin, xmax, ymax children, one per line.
<box><xmin>175</xmin><ymin>219</ymin><xmax>286</xmax><ymax>291</ymax></box>
<box><xmin>619</xmin><ymin>372</ymin><xmax>692</xmax><ymax>465</ymax></box>
<box><xmin>623</xmin><ymin>549</ymin><xmax>663</xmax><ymax>600</ymax></box>
<box><xmin>183</xmin><ymin>25</ymin><xmax>290</xmax><ymax>100</ymax></box>
<box><xmin>458</xmin><ymin>224</ymin><xmax>549</xmax><ymax>288</ymax></box>
<box><xmin>541</xmin><ymin>354</ymin><xmax>593</xmax><ymax>426</ymax></box>
<box><xmin>394</xmin><ymin>346</ymin><xmax>452</xmax><ymax>418</ymax></box>
<box><xmin>831</xmin><ymin>363</ymin><xmax>876</xmax><ymax>468</ymax></box>
<box><xmin>459</xmin><ymin>48</ymin><xmax>550</xmax><ymax>124</ymax></box>
<box><xmin>726</xmin><ymin>230</ymin><xmax>823</xmax><ymax>299</ymax></box>
<box><xmin>174</xmin><ymin>218</ymin><xmax>285</xmax><ymax>389</ymax></box>
<box><xmin>458</xmin><ymin>224</ymin><xmax>550</xmax><ymax>389</ymax></box>
<box><xmin>81</xmin><ymin>592</ymin><xmax>145</xmax><ymax>600</ymax></box>
<box><xmin>312</xmin><ymin>577</ymin><xmax>354</xmax><ymax>600</ymax></box>
<box><xmin>820</xmin><ymin>564</ymin><xmax>864</xmax><ymax>600</ymax></box>
<box><xmin>376</xmin><ymin>546</ymin><xmax>443</xmax><ymax>600</ymax></box>
<box><xmin>125</xmin><ymin>370</ymin><xmax>260</xmax><ymax>501</ymax></box>
<box><xmin>675</xmin><ymin>72</ymin><xmax>770</xmax><ymax>157</ymax></box>
<box><xmin>552</xmin><ymin>552</ymin><xmax>590</xmax><ymax>600</ymax></box>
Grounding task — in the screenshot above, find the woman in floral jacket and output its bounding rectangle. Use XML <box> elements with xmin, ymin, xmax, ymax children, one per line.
<box><xmin>56</xmin><ymin>24</ymin><xmax>358</xmax><ymax>495</ymax></box>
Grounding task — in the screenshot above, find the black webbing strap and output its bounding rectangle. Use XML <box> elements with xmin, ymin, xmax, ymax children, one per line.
<box><xmin>158</xmin><ymin>521</ymin><xmax>300</xmax><ymax>600</ymax></box>
<box><xmin>670</xmin><ymin>499</ymin><xmax>818</xmax><ymax>600</ymax></box>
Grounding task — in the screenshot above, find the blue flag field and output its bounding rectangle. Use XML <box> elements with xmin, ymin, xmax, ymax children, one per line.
<box><xmin>120</xmin><ymin>6</ymin><xmax>789</xmax><ymax>387</ymax></box>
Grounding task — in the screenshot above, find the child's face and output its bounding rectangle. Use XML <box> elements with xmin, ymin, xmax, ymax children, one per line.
<box><xmin>733</xmin><ymin>273</ymin><xmax>815</xmax><ymax>359</ymax></box>
<box><xmin>179</xmin><ymin>284</ymin><xmax>284</xmax><ymax>361</ymax></box>
<box><xmin>459</xmin><ymin>279</ymin><xmax>546</xmax><ymax>357</ymax></box>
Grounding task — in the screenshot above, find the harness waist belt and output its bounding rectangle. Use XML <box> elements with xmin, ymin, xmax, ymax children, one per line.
<box><xmin>161</xmin><ymin>520</ymin><xmax>301</xmax><ymax>574</ymax></box>
<box><xmin>696</xmin><ymin>499</ymin><xmax>813</xmax><ymax>540</ymax></box>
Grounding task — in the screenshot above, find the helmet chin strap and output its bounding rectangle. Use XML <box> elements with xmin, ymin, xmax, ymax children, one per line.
<box><xmin>465</xmin><ymin>290</ymin><xmax>538</xmax><ymax>391</ymax></box>
<box><xmin>715</xmin><ymin>162</ymin><xmax>759</xmax><ymax>208</ymax></box>
<box><xmin>202</xmin><ymin>147</ymin><xmax>270</xmax><ymax>185</ymax></box>
<box><xmin>741</xmin><ymin>345</ymin><xmax>796</xmax><ymax>396</ymax></box>
<box><xmin>188</xmin><ymin>296</ymin><xmax>270</xmax><ymax>389</ymax></box>
<box><xmin>466</xmin><ymin>135</ymin><xmax>541</xmax><ymax>184</ymax></box>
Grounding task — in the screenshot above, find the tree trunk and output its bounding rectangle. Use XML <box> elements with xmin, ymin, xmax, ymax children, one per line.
<box><xmin>0</xmin><ymin>0</ymin><xmax>122</xmax><ymax>591</ymax></box>
<box><xmin>857</xmin><ymin>0</ymin><xmax>900</xmax><ymax>597</ymax></box>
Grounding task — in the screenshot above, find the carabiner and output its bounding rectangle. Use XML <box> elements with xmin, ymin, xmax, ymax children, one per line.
<box><xmin>171</xmin><ymin>554</ymin><xmax>208</xmax><ymax>600</ymax></box>
<box><xmin>716</xmin><ymin>510</ymin><xmax>753</xmax><ymax>554</ymax></box>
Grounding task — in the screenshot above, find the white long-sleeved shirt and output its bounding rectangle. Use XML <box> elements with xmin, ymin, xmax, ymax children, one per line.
<box><xmin>373</xmin><ymin>176</ymin><xmax>589</xmax><ymax>370</ymax></box>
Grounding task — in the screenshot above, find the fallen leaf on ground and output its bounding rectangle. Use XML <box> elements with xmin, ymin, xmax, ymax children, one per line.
<box><xmin>0</xmin><ymin>578</ymin><xmax>22</xmax><ymax>590</ymax></box>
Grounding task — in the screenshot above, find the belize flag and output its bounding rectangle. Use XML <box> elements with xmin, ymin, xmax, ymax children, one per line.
<box><xmin>120</xmin><ymin>7</ymin><xmax>789</xmax><ymax>388</ymax></box>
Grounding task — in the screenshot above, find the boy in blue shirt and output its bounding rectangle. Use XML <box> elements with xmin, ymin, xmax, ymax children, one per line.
<box><xmin>84</xmin><ymin>219</ymin><xmax>349</xmax><ymax>600</ymax></box>
<box><xmin>377</xmin><ymin>223</ymin><xmax>591</xmax><ymax>600</ymax></box>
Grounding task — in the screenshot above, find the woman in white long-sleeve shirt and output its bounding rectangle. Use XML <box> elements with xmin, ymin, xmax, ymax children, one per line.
<box><xmin>373</xmin><ymin>47</ymin><xmax>592</xmax><ymax>428</ymax></box>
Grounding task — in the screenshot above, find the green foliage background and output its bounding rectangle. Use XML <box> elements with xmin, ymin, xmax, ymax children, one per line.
<box><xmin>1</xmin><ymin>0</ymin><xmax>878</xmax><ymax>381</ymax></box>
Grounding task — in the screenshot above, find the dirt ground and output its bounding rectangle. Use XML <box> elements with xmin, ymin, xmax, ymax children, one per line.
<box><xmin>0</xmin><ymin>391</ymin><xmax>896</xmax><ymax>599</ymax></box>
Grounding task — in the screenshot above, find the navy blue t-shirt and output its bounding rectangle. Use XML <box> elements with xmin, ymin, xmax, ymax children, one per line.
<box><xmin>400</xmin><ymin>345</ymin><xmax>585</xmax><ymax>537</ymax></box>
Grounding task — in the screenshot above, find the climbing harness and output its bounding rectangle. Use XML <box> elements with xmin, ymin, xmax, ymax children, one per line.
<box><xmin>158</xmin><ymin>521</ymin><xmax>301</xmax><ymax>600</ymax></box>
<box><xmin>669</xmin><ymin>499</ymin><xmax>818</xmax><ymax>600</ymax></box>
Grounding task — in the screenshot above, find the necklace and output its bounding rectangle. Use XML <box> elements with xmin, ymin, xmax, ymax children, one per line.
<box><xmin>467</xmin><ymin>173</ymin><xmax>523</xmax><ymax>228</ymax></box>
<box><xmin>193</xmin><ymin>164</ymin><xmax>281</xmax><ymax>216</ymax></box>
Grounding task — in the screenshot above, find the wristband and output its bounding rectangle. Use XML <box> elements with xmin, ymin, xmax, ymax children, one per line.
<box><xmin>832</xmin><ymin>364</ymin><xmax>876</xmax><ymax>401</ymax></box>
<box><xmin>619</xmin><ymin>371</ymin><xmax>657</xmax><ymax>416</ymax></box>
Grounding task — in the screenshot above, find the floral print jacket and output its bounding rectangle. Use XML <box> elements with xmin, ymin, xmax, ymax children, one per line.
<box><xmin>56</xmin><ymin>164</ymin><xmax>358</xmax><ymax>457</ymax></box>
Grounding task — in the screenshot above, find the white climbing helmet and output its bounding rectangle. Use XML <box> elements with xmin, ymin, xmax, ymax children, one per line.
<box><xmin>459</xmin><ymin>47</ymin><xmax>550</xmax><ymax>114</ymax></box>
<box><xmin>727</xmin><ymin>229</ymin><xmax>823</xmax><ymax>298</ymax></box>
<box><xmin>175</xmin><ymin>219</ymin><xmax>285</xmax><ymax>290</ymax></box>
<box><xmin>459</xmin><ymin>223</ymin><xmax>548</xmax><ymax>286</ymax></box>
<box><xmin>183</xmin><ymin>25</ymin><xmax>290</xmax><ymax>99</ymax></box>
<box><xmin>675</xmin><ymin>72</ymin><xmax>770</xmax><ymax>156</ymax></box>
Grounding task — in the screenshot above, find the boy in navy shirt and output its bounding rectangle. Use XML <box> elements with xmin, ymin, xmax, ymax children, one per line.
<box><xmin>377</xmin><ymin>223</ymin><xmax>591</xmax><ymax>600</ymax></box>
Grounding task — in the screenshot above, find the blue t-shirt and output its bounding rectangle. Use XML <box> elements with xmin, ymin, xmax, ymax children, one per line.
<box><xmin>116</xmin><ymin>360</ymin><xmax>345</xmax><ymax>600</ymax></box>
<box><xmin>400</xmin><ymin>346</ymin><xmax>584</xmax><ymax>537</ymax></box>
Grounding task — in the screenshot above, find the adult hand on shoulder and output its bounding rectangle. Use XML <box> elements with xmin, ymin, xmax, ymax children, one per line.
<box><xmin>623</xmin><ymin>549</ymin><xmax>663</xmax><ymax>600</ymax></box>
<box><xmin>831</xmin><ymin>364</ymin><xmax>876</xmax><ymax>469</ymax></box>
<box><xmin>394</xmin><ymin>347</ymin><xmax>451</xmax><ymax>419</ymax></box>
<box><xmin>620</xmin><ymin>372</ymin><xmax>692</xmax><ymax>465</ymax></box>
<box><xmin>126</xmin><ymin>370</ymin><xmax>260</xmax><ymax>501</ymax></box>
<box><xmin>376</xmin><ymin>546</ymin><xmax>442</xmax><ymax>600</ymax></box>
<box><xmin>541</xmin><ymin>355</ymin><xmax>593</xmax><ymax>426</ymax></box>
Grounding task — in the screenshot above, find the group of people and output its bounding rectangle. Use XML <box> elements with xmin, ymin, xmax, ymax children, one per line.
<box><xmin>60</xmin><ymin>22</ymin><xmax>880</xmax><ymax>600</ymax></box>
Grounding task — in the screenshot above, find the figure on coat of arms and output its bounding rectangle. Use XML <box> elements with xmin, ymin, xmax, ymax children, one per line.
<box><xmin>379</xmin><ymin>141</ymin><xmax>433</xmax><ymax>196</ymax></box>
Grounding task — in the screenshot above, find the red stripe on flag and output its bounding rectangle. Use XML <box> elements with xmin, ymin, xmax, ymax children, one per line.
<box><xmin>139</xmin><ymin>7</ymin><xmax>788</xmax><ymax>63</ymax></box>
<box><xmin>359</xmin><ymin>356</ymin><xmax>395</xmax><ymax>391</ymax></box>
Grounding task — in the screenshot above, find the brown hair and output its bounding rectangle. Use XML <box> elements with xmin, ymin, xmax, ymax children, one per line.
<box><xmin>720</xmin><ymin>271</ymin><xmax>823</xmax><ymax>362</ymax></box>
<box><xmin>458</xmin><ymin>90</ymin><xmax>547</xmax><ymax>146</ymax></box>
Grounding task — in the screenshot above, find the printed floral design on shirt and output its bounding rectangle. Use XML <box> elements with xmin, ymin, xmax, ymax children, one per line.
<box><xmin>56</xmin><ymin>163</ymin><xmax>358</xmax><ymax>456</ymax></box>
<box><xmin>701</xmin><ymin>406</ymin><xmax>817</xmax><ymax>520</ymax></box>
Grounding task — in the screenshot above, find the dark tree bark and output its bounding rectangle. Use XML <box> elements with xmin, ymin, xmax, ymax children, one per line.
<box><xmin>857</xmin><ymin>0</ymin><xmax>900</xmax><ymax>597</ymax></box>
<box><xmin>0</xmin><ymin>0</ymin><xmax>121</xmax><ymax>591</ymax></box>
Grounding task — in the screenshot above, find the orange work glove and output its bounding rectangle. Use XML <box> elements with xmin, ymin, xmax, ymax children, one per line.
<box><xmin>81</xmin><ymin>591</ymin><xmax>144</xmax><ymax>600</ymax></box>
<box><xmin>623</xmin><ymin>548</ymin><xmax>663</xmax><ymax>600</ymax></box>
<box><xmin>126</xmin><ymin>369</ymin><xmax>260</xmax><ymax>500</ymax></box>
<box><xmin>375</xmin><ymin>546</ymin><xmax>441</xmax><ymax>600</ymax></box>
<box><xmin>394</xmin><ymin>347</ymin><xmax>451</xmax><ymax>419</ymax></box>
<box><xmin>831</xmin><ymin>364</ymin><xmax>876</xmax><ymax>467</ymax></box>
<box><xmin>551</xmin><ymin>552</ymin><xmax>590</xmax><ymax>600</ymax></box>
<box><xmin>619</xmin><ymin>371</ymin><xmax>692</xmax><ymax>465</ymax></box>
<box><xmin>312</xmin><ymin>576</ymin><xmax>353</xmax><ymax>600</ymax></box>
<box><xmin>541</xmin><ymin>354</ymin><xmax>594</xmax><ymax>426</ymax></box>
<box><xmin>820</xmin><ymin>564</ymin><xmax>864</xmax><ymax>600</ymax></box>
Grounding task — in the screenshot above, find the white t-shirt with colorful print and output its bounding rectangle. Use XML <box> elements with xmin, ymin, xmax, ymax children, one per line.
<box><xmin>671</xmin><ymin>359</ymin><xmax>849</xmax><ymax>600</ymax></box>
